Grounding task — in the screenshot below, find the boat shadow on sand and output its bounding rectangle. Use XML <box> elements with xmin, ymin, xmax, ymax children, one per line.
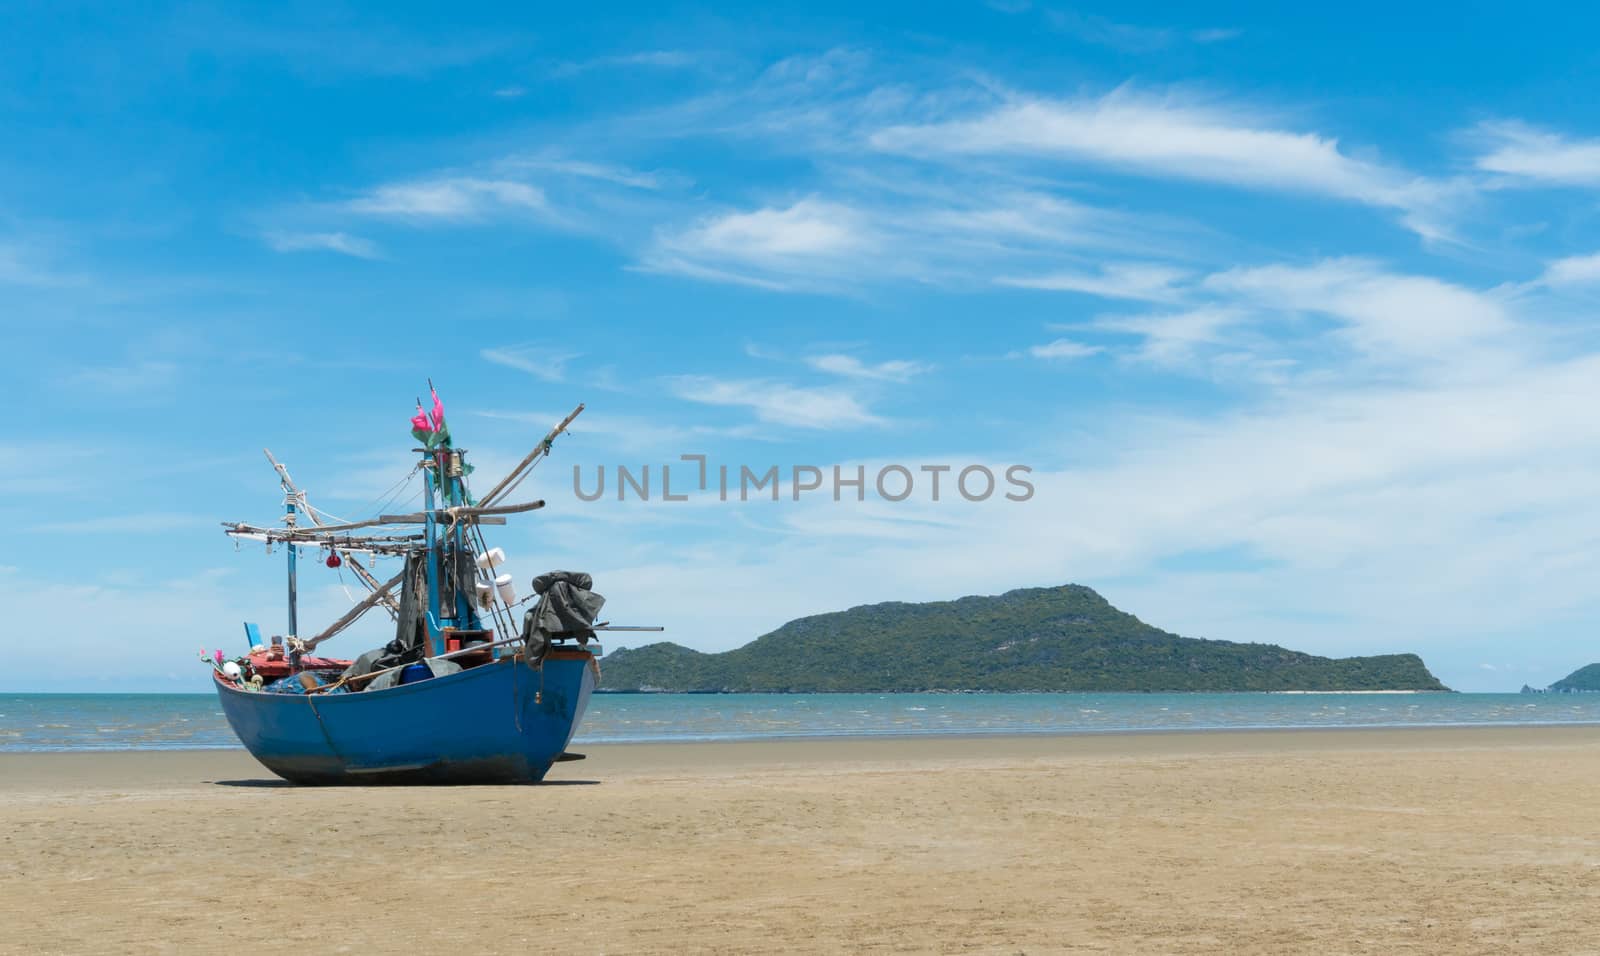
<box><xmin>209</xmin><ymin>778</ymin><xmax>601</xmax><ymax>788</ymax></box>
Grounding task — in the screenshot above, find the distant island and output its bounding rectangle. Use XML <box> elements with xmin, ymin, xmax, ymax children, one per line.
<box><xmin>599</xmin><ymin>584</ymin><xmax>1449</xmax><ymax>693</ymax></box>
<box><xmin>1522</xmin><ymin>663</ymin><xmax>1600</xmax><ymax>694</ymax></box>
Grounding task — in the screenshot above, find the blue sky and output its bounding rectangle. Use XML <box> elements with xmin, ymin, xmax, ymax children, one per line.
<box><xmin>6</xmin><ymin>1</ymin><xmax>1600</xmax><ymax>692</ymax></box>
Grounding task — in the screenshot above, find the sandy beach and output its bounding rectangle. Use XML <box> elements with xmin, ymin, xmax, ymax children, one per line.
<box><xmin>5</xmin><ymin>726</ymin><xmax>1600</xmax><ymax>954</ymax></box>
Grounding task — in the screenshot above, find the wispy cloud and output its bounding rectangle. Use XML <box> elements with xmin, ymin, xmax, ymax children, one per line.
<box><xmin>346</xmin><ymin>177</ymin><xmax>547</xmax><ymax>220</ymax></box>
<box><xmin>871</xmin><ymin>90</ymin><xmax>1448</xmax><ymax>233</ymax></box>
<box><xmin>1087</xmin><ymin>307</ymin><xmax>1247</xmax><ymax>368</ymax></box>
<box><xmin>806</xmin><ymin>354</ymin><xmax>931</xmax><ymax>382</ymax></box>
<box><xmin>997</xmin><ymin>262</ymin><xmax>1192</xmax><ymax>302</ymax></box>
<box><xmin>481</xmin><ymin>345</ymin><xmax>583</xmax><ymax>382</ymax></box>
<box><xmin>1205</xmin><ymin>258</ymin><xmax>1511</xmax><ymax>360</ymax></box>
<box><xmin>1472</xmin><ymin>120</ymin><xmax>1600</xmax><ymax>186</ymax></box>
<box><xmin>263</xmin><ymin>231</ymin><xmax>381</xmax><ymax>259</ymax></box>
<box><xmin>1044</xmin><ymin>10</ymin><xmax>1240</xmax><ymax>52</ymax></box>
<box><xmin>499</xmin><ymin>157</ymin><xmax>675</xmax><ymax>191</ymax></box>
<box><xmin>1541</xmin><ymin>251</ymin><xmax>1600</xmax><ymax>286</ymax></box>
<box><xmin>668</xmin><ymin>376</ymin><xmax>884</xmax><ymax>429</ymax></box>
<box><xmin>1027</xmin><ymin>257</ymin><xmax>1517</xmax><ymax>380</ymax></box>
<box><xmin>552</xmin><ymin>50</ymin><xmax>702</xmax><ymax>78</ymax></box>
<box><xmin>642</xmin><ymin>199</ymin><xmax>877</xmax><ymax>290</ymax></box>
<box><xmin>637</xmin><ymin>182</ymin><xmax>1192</xmax><ymax>292</ymax></box>
<box><xmin>1028</xmin><ymin>338</ymin><xmax>1103</xmax><ymax>360</ymax></box>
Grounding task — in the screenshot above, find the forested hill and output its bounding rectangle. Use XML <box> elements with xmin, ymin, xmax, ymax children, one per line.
<box><xmin>1549</xmin><ymin>664</ymin><xmax>1600</xmax><ymax>692</ymax></box>
<box><xmin>598</xmin><ymin>584</ymin><xmax>1448</xmax><ymax>693</ymax></box>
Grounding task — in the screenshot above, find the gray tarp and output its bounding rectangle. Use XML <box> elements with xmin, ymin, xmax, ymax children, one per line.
<box><xmin>362</xmin><ymin>656</ymin><xmax>461</xmax><ymax>691</ymax></box>
<box><xmin>522</xmin><ymin>570</ymin><xmax>605</xmax><ymax>656</ymax></box>
<box><xmin>339</xmin><ymin>646</ymin><xmax>463</xmax><ymax>690</ymax></box>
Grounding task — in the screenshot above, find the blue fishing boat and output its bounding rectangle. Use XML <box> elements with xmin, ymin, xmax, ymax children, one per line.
<box><xmin>207</xmin><ymin>392</ymin><xmax>646</xmax><ymax>785</ymax></box>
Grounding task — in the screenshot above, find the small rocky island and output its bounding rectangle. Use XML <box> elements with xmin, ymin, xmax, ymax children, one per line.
<box><xmin>600</xmin><ymin>584</ymin><xmax>1449</xmax><ymax>693</ymax></box>
<box><xmin>1522</xmin><ymin>663</ymin><xmax>1600</xmax><ymax>694</ymax></box>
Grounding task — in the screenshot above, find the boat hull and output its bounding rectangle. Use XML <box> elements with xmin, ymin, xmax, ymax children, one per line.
<box><xmin>214</xmin><ymin>651</ymin><xmax>596</xmax><ymax>785</ymax></box>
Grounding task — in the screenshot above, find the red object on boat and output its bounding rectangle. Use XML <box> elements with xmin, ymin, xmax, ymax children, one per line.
<box><xmin>325</xmin><ymin>553</ymin><xmax>342</xmax><ymax>568</ymax></box>
<box><xmin>247</xmin><ymin>651</ymin><xmax>352</xmax><ymax>679</ymax></box>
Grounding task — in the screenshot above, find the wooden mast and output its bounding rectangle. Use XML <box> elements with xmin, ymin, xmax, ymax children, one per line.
<box><xmin>281</xmin><ymin>468</ymin><xmax>298</xmax><ymax>639</ymax></box>
<box><xmin>263</xmin><ymin>449</ymin><xmax>398</xmax><ymax>618</ymax></box>
<box><xmin>479</xmin><ymin>403</ymin><xmax>584</xmax><ymax>507</ymax></box>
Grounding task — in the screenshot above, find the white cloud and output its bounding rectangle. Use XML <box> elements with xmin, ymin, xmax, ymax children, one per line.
<box><xmin>668</xmin><ymin>376</ymin><xmax>884</xmax><ymax>429</ymax></box>
<box><xmin>346</xmin><ymin>177</ymin><xmax>547</xmax><ymax>220</ymax></box>
<box><xmin>1541</xmin><ymin>252</ymin><xmax>1600</xmax><ymax>286</ymax></box>
<box><xmin>806</xmin><ymin>354</ymin><xmax>930</xmax><ymax>382</ymax></box>
<box><xmin>997</xmin><ymin>262</ymin><xmax>1192</xmax><ymax>302</ymax></box>
<box><xmin>1204</xmin><ymin>258</ymin><xmax>1511</xmax><ymax>360</ymax></box>
<box><xmin>263</xmin><ymin>231</ymin><xmax>381</xmax><ymax>259</ymax></box>
<box><xmin>643</xmin><ymin>199</ymin><xmax>877</xmax><ymax>289</ymax></box>
<box><xmin>1087</xmin><ymin>307</ymin><xmax>1248</xmax><ymax>368</ymax></box>
<box><xmin>504</xmin><ymin>157</ymin><xmax>671</xmax><ymax>190</ymax></box>
<box><xmin>639</xmin><ymin>185</ymin><xmax>1192</xmax><ymax>292</ymax></box>
<box><xmin>680</xmin><ymin>200</ymin><xmax>868</xmax><ymax>256</ymax></box>
<box><xmin>1029</xmin><ymin>338</ymin><xmax>1103</xmax><ymax>360</ymax></box>
<box><xmin>1473</xmin><ymin>121</ymin><xmax>1600</xmax><ymax>186</ymax></box>
<box><xmin>871</xmin><ymin>91</ymin><xmax>1443</xmax><ymax>224</ymax></box>
<box><xmin>480</xmin><ymin>345</ymin><xmax>583</xmax><ymax>382</ymax></box>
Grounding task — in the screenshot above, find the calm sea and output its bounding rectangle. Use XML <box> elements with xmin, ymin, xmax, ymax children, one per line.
<box><xmin>2</xmin><ymin>692</ymin><xmax>1598</xmax><ymax>752</ymax></box>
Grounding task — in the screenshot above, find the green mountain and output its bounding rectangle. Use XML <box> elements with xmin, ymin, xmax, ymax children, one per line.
<box><xmin>1549</xmin><ymin>664</ymin><xmax>1600</xmax><ymax>692</ymax></box>
<box><xmin>599</xmin><ymin>584</ymin><xmax>1448</xmax><ymax>693</ymax></box>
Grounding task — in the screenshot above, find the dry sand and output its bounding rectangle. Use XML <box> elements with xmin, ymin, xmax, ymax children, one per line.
<box><xmin>4</xmin><ymin>726</ymin><xmax>1600</xmax><ymax>954</ymax></box>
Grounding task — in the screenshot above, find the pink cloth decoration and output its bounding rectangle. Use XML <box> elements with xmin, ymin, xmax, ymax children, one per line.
<box><xmin>429</xmin><ymin>387</ymin><xmax>445</xmax><ymax>430</ymax></box>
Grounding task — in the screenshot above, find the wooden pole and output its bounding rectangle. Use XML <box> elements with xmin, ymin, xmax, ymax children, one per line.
<box><xmin>478</xmin><ymin>403</ymin><xmax>584</xmax><ymax>507</ymax></box>
<box><xmin>301</xmin><ymin>570</ymin><xmax>406</xmax><ymax>651</ymax></box>
<box><xmin>378</xmin><ymin>500</ymin><xmax>544</xmax><ymax>524</ymax></box>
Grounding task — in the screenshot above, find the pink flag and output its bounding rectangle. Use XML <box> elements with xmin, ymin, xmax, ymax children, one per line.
<box><xmin>429</xmin><ymin>386</ymin><xmax>445</xmax><ymax>430</ymax></box>
<box><xmin>410</xmin><ymin>400</ymin><xmax>433</xmax><ymax>435</ymax></box>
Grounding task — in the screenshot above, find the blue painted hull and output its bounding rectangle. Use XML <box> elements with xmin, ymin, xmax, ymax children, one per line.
<box><xmin>214</xmin><ymin>651</ymin><xmax>596</xmax><ymax>785</ymax></box>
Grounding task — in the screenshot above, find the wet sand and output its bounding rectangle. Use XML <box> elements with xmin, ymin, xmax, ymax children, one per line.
<box><xmin>4</xmin><ymin>726</ymin><xmax>1600</xmax><ymax>954</ymax></box>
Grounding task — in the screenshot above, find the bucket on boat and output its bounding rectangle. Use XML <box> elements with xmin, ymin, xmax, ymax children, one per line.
<box><xmin>400</xmin><ymin>663</ymin><xmax>432</xmax><ymax>685</ymax></box>
<box><xmin>494</xmin><ymin>573</ymin><xmax>515</xmax><ymax>606</ymax></box>
<box><xmin>475</xmin><ymin>580</ymin><xmax>494</xmax><ymax>609</ymax></box>
<box><xmin>475</xmin><ymin>547</ymin><xmax>506</xmax><ymax>571</ymax></box>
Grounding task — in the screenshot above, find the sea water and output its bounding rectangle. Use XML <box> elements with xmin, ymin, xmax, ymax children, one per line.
<box><xmin>3</xmin><ymin>691</ymin><xmax>1600</xmax><ymax>752</ymax></box>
